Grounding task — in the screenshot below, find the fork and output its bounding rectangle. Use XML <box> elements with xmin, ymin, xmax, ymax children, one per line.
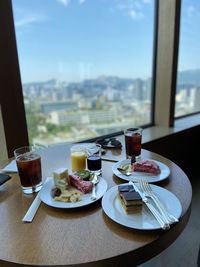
<box><xmin>140</xmin><ymin>180</ymin><xmax>178</xmax><ymax>224</ymax></box>
<box><xmin>131</xmin><ymin>182</ymin><xmax>170</xmax><ymax>230</ymax></box>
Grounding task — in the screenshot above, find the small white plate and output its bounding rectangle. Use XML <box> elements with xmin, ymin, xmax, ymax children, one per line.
<box><xmin>40</xmin><ymin>177</ymin><xmax>108</xmax><ymax>208</ymax></box>
<box><xmin>102</xmin><ymin>183</ymin><xmax>182</xmax><ymax>230</ymax></box>
<box><xmin>112</xmin><ymin>159</ymin><xmax>170</xmax><ymax>183</ymax></box>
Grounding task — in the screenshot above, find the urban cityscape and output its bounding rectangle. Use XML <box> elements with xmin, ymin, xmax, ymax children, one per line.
<box><xmin>22</xmin><ymin>69</ymin><xmax>200</xmax><ymax>146</ymax></box>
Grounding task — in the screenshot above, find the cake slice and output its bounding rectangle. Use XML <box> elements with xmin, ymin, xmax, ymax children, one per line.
<box><xmin>118</xmin><ymin>184</ymin><xmax>142</xmax><ymax>213</ymax></box>
<box><xmin>133</xmin><ymin>160</ymin><xmax>161</xmax><ymax>175</ymax></box>
<box><xmin>118</xmin><ymin>184</ymin><xmax>133</xmax><ymax>192</ymax></box>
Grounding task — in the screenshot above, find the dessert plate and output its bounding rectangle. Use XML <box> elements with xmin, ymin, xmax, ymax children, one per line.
<box><xmin>112</xmin><ymin>159</ymin><xmax>170</xmax><ymax>183</ymax></box>
<box><xmin>40</xmin><ymin>177</ymin><xmax>107</xmax><ymax>208</ymax></box>
<box><xmin>102</xmin><ymin>183</ymin><xmax>182</xmax><ymax>230</ymax></box>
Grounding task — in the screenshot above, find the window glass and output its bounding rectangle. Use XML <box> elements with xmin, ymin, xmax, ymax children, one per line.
<box><xmin>176</xmin><ymin>0</ymin><xmax>200</xmax><ymax>117</ymax></box>
<box><xmin>12</xmin><ymin>0</ymin><xmax>155</xmax><ymax>146</ymax></box>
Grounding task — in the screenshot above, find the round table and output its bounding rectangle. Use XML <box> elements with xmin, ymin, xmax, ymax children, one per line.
<box><xmin>0</xmin><ymin>146</ymin><xmax>192</xmax><ymax>267</ymax></box>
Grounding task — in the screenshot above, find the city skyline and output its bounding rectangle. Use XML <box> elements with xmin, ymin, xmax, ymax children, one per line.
<box><xmin>21</xmin><ymin>69</ymin><xmax>200</xmax><ymax>145</ymax></box>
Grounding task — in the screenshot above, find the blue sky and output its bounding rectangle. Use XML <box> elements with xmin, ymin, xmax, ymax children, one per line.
<box><xmin>179</xmin><ymin>0</ymin><xmax>200</xmax><ymax>72</ymax></box>
<box><xmin>12</xmin><ymin>0</ymin><xmax>200</xmax><ymax>83</ymax></box>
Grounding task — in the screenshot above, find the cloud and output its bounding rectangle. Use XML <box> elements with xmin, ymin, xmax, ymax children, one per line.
<box><xmin>57</xmin><ymin>0</ymin><xmax>70</xmax><ymax>7</ymax></box>
<box><xmin>116</xmin><ymin>1</ymin><xmax>146</xmax><ymax>20</ymax></box>
<box><xmin>128</xmin><ymin>9</ymin><xmax>144</xmax><ymax>20</ymax></box>
<box><xmin>15</xmin><ymin>14</ymin><xmax>46</xmax><ymax>28</ymax></box>
<box><xmin>187</xmin><ymin>5</ymin><xmax>195</xmax><ymax>17</ymax></box>
<box><xmin>79</xmin><ymin>0</ymin><xmax>86</xmax><ymax>4</ymax></box>
<box><xmin>186</xmin><ymin>5</ymin><xmax>200</xmax><ymax>18</ymax></box>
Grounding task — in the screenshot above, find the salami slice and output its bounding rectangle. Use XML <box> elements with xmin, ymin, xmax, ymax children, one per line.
<box><xmin>69</xmin><ymin>174</ymin><xmax>93</xmax><ymax>193</ymax></box>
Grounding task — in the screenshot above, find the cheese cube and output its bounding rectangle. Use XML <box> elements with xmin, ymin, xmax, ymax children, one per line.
<box><xmin>53</xmin><ymin>168</ymin><xmax>68</xmax><ymax>191</ymax></box>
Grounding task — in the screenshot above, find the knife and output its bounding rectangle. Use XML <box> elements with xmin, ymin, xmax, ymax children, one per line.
<box><xmin>129</xmin><ymin>182</ymin><xmax>170</xmax><ymax>230</ymax></box>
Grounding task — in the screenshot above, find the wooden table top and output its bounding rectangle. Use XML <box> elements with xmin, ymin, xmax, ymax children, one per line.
<box><xmin>0</xmin><ymin>145</ymin><xmax>192</xmax><ymax>267</ymax></box>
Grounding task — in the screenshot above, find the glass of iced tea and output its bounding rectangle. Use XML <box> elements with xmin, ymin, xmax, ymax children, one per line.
<box><xmin>124</xmin><ymin>127</ymin><xmax>143</xmax><ymax>160</ymax></box>
<box><xmin>14</xmin><ymin>146</ymin><xmax>42</xmax><ymax>194</ymax></box>
<box><xmin>86</xmin><ymin>144</ymin><xmax>102</xmax><ymax>175</ymax></box>
<box><xmin>70</xmin><ymin>145</ymin><xmax>86</xmax><ymax>172</ymax></box>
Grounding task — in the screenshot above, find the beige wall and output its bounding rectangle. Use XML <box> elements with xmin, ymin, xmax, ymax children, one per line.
<box><xmin>0</xmin><ymin>105</ymin><xmax>8</xmax><ymax>164</ymax></box>
<box><xmin>154</xmin><ymin>0</ymin><xmax>179</xmax><ymax>127</ymax></box>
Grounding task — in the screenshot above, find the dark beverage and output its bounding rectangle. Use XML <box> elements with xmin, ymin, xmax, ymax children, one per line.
<box><xmin>16</xmin><ymin>152</ymin><xmax>42</xmax><ymax>188</ymax></box>
<box><xmin>125</xmin><ymin>132</ymin><xmax>142</xmax><ymax>157</ymax></box>
<box><xmin>87</xmin><ymin>155</ymin><xmax>102</xmax><ymax>171</ymax></box>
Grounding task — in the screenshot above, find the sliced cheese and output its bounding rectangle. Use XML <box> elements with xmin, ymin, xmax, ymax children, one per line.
<box><xmin>53</xmin><ymin>168</ymin><xmax>68</xmax><ymax>190</ymax></box>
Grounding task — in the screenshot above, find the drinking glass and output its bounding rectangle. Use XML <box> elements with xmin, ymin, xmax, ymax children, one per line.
<box><xmin>86</xmin><ymin>144</ymin><xmax>102</xmax><ymax>175</ymax></box>
<box><xmin>124</xmin><ymin>127</ymin><xmax>142</xmax><ymax>160</ymax></box>
<box><xmin>70</xmin><ymin>145</ymin><xmax>86</xmax><ymax>172</ymax></box>
<box><xmin>14</xmin><ymin>146</ymin><xmax>42</xmax><ymax>194</ymax></box>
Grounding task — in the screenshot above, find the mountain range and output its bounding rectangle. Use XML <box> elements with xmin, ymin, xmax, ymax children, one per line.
<box><xmin>177</xmin><ymin>69</ymin><xmax>200</xmax><ymax>85</ymax></box>
<box><xmin>23</xmin><ymin>69</ymin><xmax>200</xmax><ymax>88</ymax></box>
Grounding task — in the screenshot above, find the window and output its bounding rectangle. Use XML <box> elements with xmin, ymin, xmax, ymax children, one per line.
<box><xmin>0</xmin><ymin>0</ymin><xmax>183</xmax><ymax>157</ymax></box>
<box><xmin>12</xmin><ymin>0</ymin><xmax>156</xmax><ymax>146</ymax></box>
<box><xmin>175</xmin><ymin>0</ymin><xmax>200</xmax><ymax>117</ymax></box>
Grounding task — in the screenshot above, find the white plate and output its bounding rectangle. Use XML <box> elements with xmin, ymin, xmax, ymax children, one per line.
<box><xmin>112</xmin><ymin>159</ymin><xmax>170</xmax><ymax>183</ymax></box>
<box><xmin>102</xmin><ymin>183</ymin><xmax>182</xmax><ymax>230</ymax></box>
<box><xmin>40</xmin><ymin>177</ymin><xmax>108</xmax><ymax>208</ymax></box>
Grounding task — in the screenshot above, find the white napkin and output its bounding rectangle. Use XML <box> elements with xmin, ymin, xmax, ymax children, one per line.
<box><xmin>22</xmin><ymin>177</ymin><xmax>51</xmax><ymax>223</ymax></box>
<box><xmin>1</xmin><ymin>160</ymin><xmax>18</xmax><ymax>173</ymax></box>
<box><xmin>22</xmin><ymin>192</ymin><xmax>42</xmax><ymax>223</ymax></box>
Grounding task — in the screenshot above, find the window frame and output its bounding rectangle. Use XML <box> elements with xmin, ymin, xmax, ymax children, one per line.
<box><xmin>154</xmin><ymin>0</ymin><xmax>181</xmax><ymax>127</ymax></box>
<box><xmin>0</xmin><ymin>0</ymin><xmax>29</xmax><ymax>158</ymax></box>
<box><xmin>0</xmin><ymin>0</ymin><xmax>181</xmax><ymax>157</ymax></box>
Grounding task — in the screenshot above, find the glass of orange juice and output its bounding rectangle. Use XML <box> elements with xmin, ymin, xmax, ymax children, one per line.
<box><xmin>70</xmin><ymin>145</ymin><xmax>86</xmax><ymax>172</ymax></box>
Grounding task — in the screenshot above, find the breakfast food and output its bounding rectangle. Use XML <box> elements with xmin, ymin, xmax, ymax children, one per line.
<box><xmin>118</xmin><ymin>184</ymin><xmax>142</xmax><ymax>213</ymax></box>
<box><xmin>51</xmin><ymin>169</ymin><xmax>93</xmax><ymax>203</ymax></box>
<box><xmin>74</xmin><ymin>170</ymin><xmax>91</xmax><ymax>181</ymax></box>
<box><xmin>51</xmin><ymin>187</ymin><xmax>82</xmax><ymax>202</ymax></box>
<box><xmin>53</xmin><ymin>168</ymin><xmax>69</xmax><ymax>191</ymax></box>
<box><xmin>52</xmin><ymin>168</ymin><xmax>82</xmax><ymax>203</ymax></box>
<box><xmin>132</xmin><ymin>160</ymin><xmax>161</xmax><ymax>175</ymax></box>
<box><xmin>51</xmin><ymin>187</ymin><xmax>62</xmax><ymax>198</ymax></box>
<box><xmin>68</xmin><ymin>174</ymin><xmax>93</xmax><ymax>194</ymax></box>
<box><xmin>121</xmin><ymin>164</ymin><xmax>132</xmax><ymax>173</ymax></box>
<box><xmin>118</xmin><ymin>184</ymin><xmax>133</xmax><ymax>192</ymax></box>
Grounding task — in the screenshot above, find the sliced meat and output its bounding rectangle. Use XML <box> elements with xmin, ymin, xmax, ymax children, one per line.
<box><xmin>69</xmin><ymin>174</ymin><xmax>93</xmax><ymax>193</ymax></box>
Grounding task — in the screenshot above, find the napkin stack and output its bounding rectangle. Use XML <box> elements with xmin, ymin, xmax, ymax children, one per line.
<box><xmin>1</xmin><ymin>160</ymin><xmax>18</xmax><ymax>173</ymax></box>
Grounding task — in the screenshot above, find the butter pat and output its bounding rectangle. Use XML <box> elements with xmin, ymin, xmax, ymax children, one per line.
<box><xmin>53</xmin><ymin>168</ymin><xmax>68</xmax><ymax>191</ymax></box>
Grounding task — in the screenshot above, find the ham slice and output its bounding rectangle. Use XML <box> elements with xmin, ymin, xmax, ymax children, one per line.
<box><xmin>69</xmin><ymin>174</ymin><xmax>93</xmax><ymax>193</ymax></box>
<box><xmin>132</xmin><ymin>160</ymin><xmax>161</xmax><ymax>175</ymax></box>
